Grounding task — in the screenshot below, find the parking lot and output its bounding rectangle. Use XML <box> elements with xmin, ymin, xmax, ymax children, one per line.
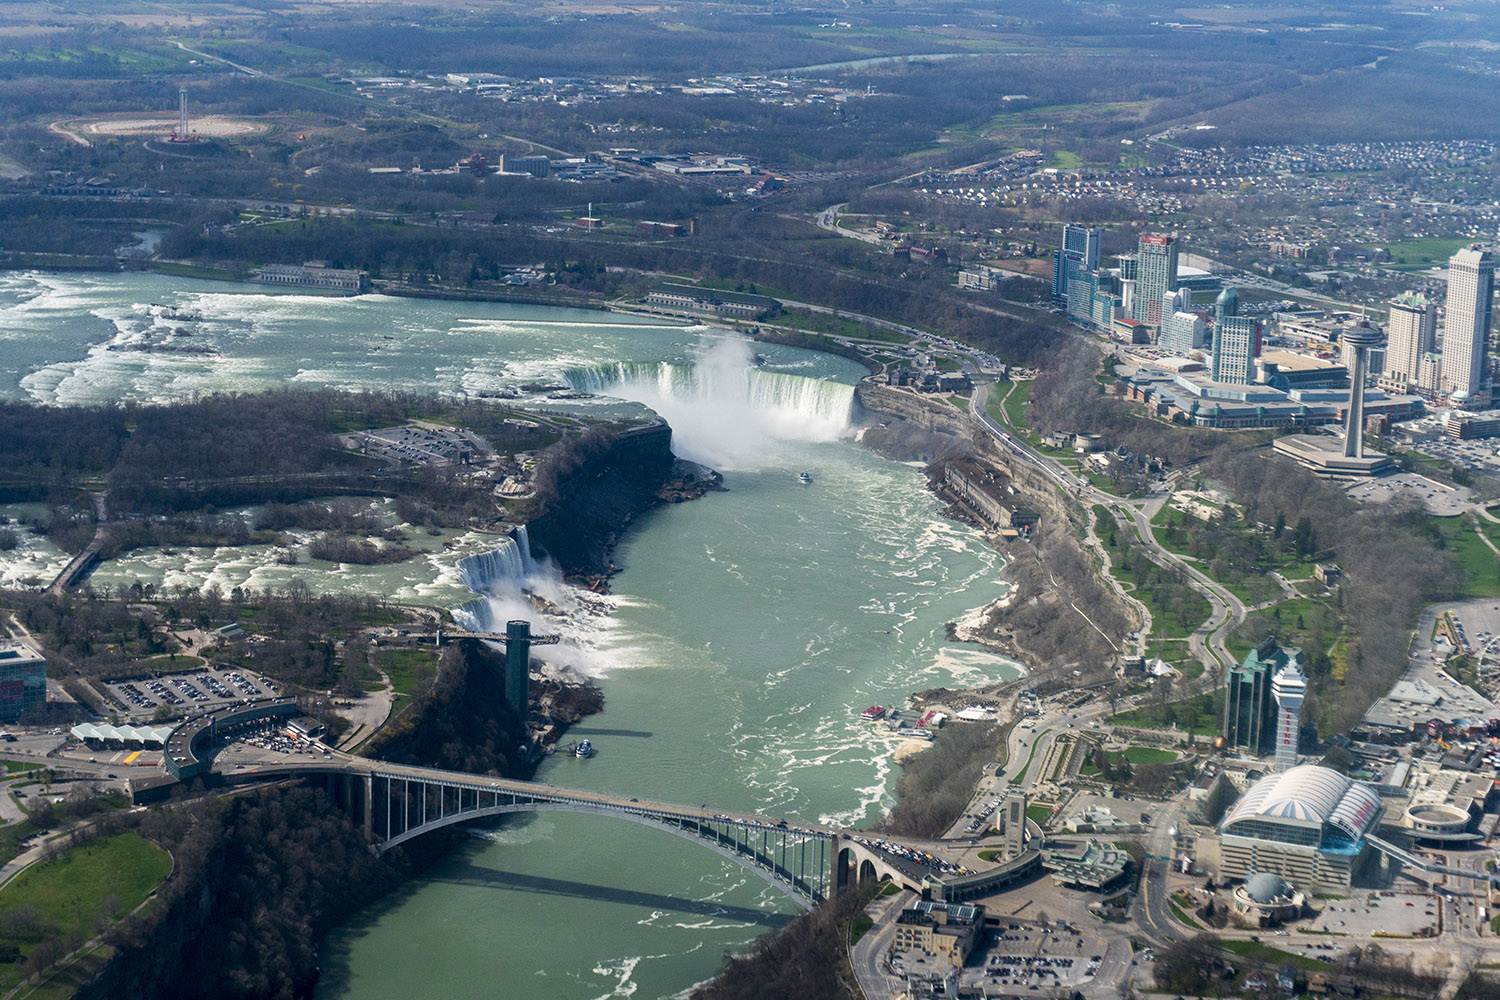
<box><xmin>217</xmin><ymin>721</ymin><xmax>333</xmax><ymax>769</ymax></box>
<box><xmin>102</xmin><ymin>668</ymin><xmax>277</xmax><ymax>717</ymax></box>
<box><xmin>1344</xmin><ymin>472</ymin><xmax>1471</xmax><ymax>515</ymax></box>
<box><xmin>894</xmin><ymin>920</ymin><xmax>1110</xmax><ymax>993</ymax></box>
<box><xmin>1306</xmin><ymin>892</ymin><xmax>1437</xmax><ymax>937</ymax></box>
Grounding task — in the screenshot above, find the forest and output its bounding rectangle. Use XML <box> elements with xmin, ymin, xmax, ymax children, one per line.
<box><xmin>1027</xmin><ymin>341</ymin><xmax>1458</xmax><ymax>732</ymax></box>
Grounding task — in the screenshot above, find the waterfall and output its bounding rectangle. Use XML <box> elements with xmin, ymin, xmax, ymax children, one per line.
<box><xmin>457</xmin><ymin>532</ymin><xmax>531</xmax><ymax>595</ymax></box>
<box><xmin>562</xmin><ymin>360</ymin><xmax>857</xmax><ymax>432</ymax></box>
<box><xmin>452</xmin><ymin>597</ymin><xmax>496</xmax><ymax>633</ymax></box>
<box><xmin>562</xmin><ymin>336</ymin><xmax>859</xmax><ymax>471</ymax></box>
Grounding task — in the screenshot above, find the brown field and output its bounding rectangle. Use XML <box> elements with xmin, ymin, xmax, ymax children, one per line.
<box><xmin>72</xmin><ymin>115</ymin><xmax>270</xmax><ymax>138</ymax></box>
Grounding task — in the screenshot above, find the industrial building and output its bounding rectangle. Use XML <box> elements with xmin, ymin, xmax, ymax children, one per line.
<box><xmin>1200</xmin><ymin>764</ymin><xmax>1384</xmax><ymax>893</ymax></box>
<box><xmin>644</xmin><ymin>283</ymin><xmax>778</xmax><ymax>319</ymax></box>
<box><xmin>251</xmin><ymin>263</ymin><xmax>371</xmax><ymax>294</ymax></box>
<box><xmin>0</xmin><ymin>641</ymin><xmax>46</xmax><ymax>723</ymax></box>
<box><xmin>941</xmin><ymin>461</ymin><xmax>1039</xmax><ymax>535</ymax></box>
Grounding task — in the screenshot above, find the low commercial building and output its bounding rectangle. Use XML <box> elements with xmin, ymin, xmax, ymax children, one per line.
<box><xmin>71</xmin><ymin>723</ymin><xmax>173</xmax><ymax>749</ymax></box>
<box><xmin>1272</xmin><ymin>434</ymin><xmax>1394</xmax><ymax>478</ymax></box>
<box><xmin>1042</xmin><ymin>839</ymin><xmax>1130</xmax><ymax>892</ymax></box>
<box><xmin>635</xmin><ymin>220</ymin><xmax>688</xmax><ymax>238</ymax></box>
<box><xmin>0</xmin><ymin>641</ymin><xmax>46</xmax><ymax>723</ymax></box>
<box><xmin>1397</xmin><ymin>767</ymin><xmax>1497</xmax><ymax>844</ymax></box>
<box><xmin>891</xmin><ymin>901</ymin><xmax>985</xmax><ymax>969</ymax></box>
<box><xmin>1123</xmin><ymin>366</ymin><xmax>1422</xmax><ymax>431</ymax></box>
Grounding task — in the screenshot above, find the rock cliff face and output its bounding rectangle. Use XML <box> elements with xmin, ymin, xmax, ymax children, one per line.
<box><xmin>526</xmin><ymin>422</ymin><xmax>676</xmax><ymax>579</ymax></box>
<box><xmin>859</xmin><ymin>381</ymin><xmax>1135</xmax><ymax>682</ymax></box>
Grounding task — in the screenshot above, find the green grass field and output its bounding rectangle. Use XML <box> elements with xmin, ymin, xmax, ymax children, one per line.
<box><xmin>0</xmin><ymin>832</ymin><xmax>171</xmax><ymax>991</ymax></box>
<box><xmin>1220</xmin><ymin>938</ymin><xmax>1329</xmax><ymax>972</ymax></box>
<box><xmin>376</xmin><ymin>648</ymin><xmax>437</xmax><ymax>704</ymax></box>
<box><xmin>1432</xmin><ymin>516</ymin><xmax>1500</xmax><ymax>598</ymax></box>
<box><xmin>0</xmin><ymin>759</ymin><xmax>43</xmax><ymax>774</ymax></box>
<box><xmin>1376</xmin><ymin>236</ymin><xmax>1470</xmax><ymax>271</ymax></box>
<box><xmin>1121</xmin><ymin>746</ymin><xmax>1179</xmax><ymax>764</ymax></box>
<box><xmin>998</xmin><ymin>381</ymin><xmax>1036</xmax><ymax>436</ymax></box>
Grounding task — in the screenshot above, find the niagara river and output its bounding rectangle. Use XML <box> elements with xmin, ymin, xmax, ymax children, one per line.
<box><xmin>0</xmin><ymin>271</ymin><xmax>1023</xmax><ymax>1000</ymax></box>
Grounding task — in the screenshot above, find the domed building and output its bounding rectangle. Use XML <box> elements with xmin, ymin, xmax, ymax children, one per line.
<box><xmin>1230</xmin><ymin>871</ymin><xmax>1306</xmax><ymax>928</ymax></box>
<box><xmin>1199</xmin><ymin>764</ymin><xmax>1384</xmax><ymax>893</ymax></box>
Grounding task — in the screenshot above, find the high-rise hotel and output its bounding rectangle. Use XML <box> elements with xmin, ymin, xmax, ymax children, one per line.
<box><xmin>1133</xmin><ymin>233</ymin><xmax>1178</xmax><ymax>329</ymax></box>
<box><xmin>1441</xmin><ymin>247</ymin><xmax>1494</xmax><ymax>404</ymax></box>
<box><xmin>1381</xmin><ymin>292</ymin><xmax>1436</xmax><ymax>392</ymax></box>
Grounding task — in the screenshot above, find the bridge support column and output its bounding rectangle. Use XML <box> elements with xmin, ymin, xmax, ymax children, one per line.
<box><xmin>363</xmin><ymin>773</ymin><xmax>373</xmax><ymax>840</ymax></box>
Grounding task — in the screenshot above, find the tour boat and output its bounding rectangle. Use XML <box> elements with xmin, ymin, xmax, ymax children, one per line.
<box><xmin>860</xmin><ymin>706</ymin><xmax>886</xmax><ymax>722</ymax></box>
<box><xmin>798</xmin><ymin>472</ymin><xmax>813</xmax><ymax>484</ymax></box>
<box><xmin>574</xmin><ymin>739</ymin><xmax>595</xmax><ymax>758</ymax></box>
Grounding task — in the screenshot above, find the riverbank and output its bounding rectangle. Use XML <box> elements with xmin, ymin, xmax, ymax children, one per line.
<box><xmin>854</xmin><ymin>385</ymin><xmax>1134</xmax><ymax>690</ymax></box>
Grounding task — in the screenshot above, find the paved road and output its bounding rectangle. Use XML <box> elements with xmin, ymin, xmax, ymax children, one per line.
<box><xmin>850</xmin><ymin>888</ymin><xmax>914</xmax><ymax>1000</ymax></box>
<box><xmin>969</xmin><ymin>382</ymin><xmax>1244</xmax><ymax>679</ymax></box>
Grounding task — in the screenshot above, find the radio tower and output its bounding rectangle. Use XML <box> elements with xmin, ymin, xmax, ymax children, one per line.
<box><xmin>168</xmin><ymin>88</ymin><xmax>197</xmax><ymax>143</ymax></box>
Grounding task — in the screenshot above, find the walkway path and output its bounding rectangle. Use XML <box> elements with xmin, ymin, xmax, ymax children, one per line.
<box><xmin>971</xmin><ymin>383</ymin><xmax>1245</xmax><ymax>677</ymax></box>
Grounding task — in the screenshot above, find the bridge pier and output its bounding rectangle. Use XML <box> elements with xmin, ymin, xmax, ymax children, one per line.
<box><xmin>363</xmin><ymin>773</ymin><xmax>373</xmax><ymax>839</ymax></box>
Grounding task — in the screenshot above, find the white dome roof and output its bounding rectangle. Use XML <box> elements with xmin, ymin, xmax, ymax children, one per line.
<box><xmin>1221</xmin><ymin>765</ymin><xmax>1382</xmax><ymax>842</ymax></box>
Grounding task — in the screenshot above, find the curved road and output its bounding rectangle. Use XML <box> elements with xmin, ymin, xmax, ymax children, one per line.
<box><xmin>970</xmin><ymin>382</ymin><xmax>1244</xmax><ymax>680</ymax></box>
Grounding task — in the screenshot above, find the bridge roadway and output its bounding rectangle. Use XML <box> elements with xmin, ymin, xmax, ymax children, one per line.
<box><xmin>220</xmin><ymin>745</ymin><xmax>838</xmax><ymax>838</ymax></box>
<box><xmin>208</xmin><ymin>741</ymin><xmax>1009</xmax><ymax>907</ymax></box>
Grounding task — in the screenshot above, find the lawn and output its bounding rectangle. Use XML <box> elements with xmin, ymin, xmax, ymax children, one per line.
<box><xmin>377</xmin><ymin>648</ymin><xmax>437</xmax><ymax>702</ymax></box>
<box><xmin>1096</xmin><ymin>517</ymin><xmax>1213</xmax><ymax>640</ymax></box>
<box><xmin>1121</xmin><ymin>746</ymin><xmax>1179</xmax><ymax>764</ymax></box>
<box><xmin>1220</xmin><ymin>938</ymin><xmax>1329</xmax><ymax>972</ymax></box>
<box><xmin>0</xmin><ymin>759</ymin><xmax>43</xmax><ymax>774</ymax></box>
<box><xmin>1026</xmin><ymin>804</ymin><xmax>1052</xmax><ymax>824</ymax></box>
<box><xmin>1431</xmin><ymin>515</ymin><xmax>1500</xmax><ymax>599</ymax></box>
<box><xmin>0</xmin><ymin>832</ymin><xmax>171</xmax><ymax>990</ymax></box>
<box><xmin>999</xmin><ymin>381</ymin><xmax>1036</xmax><ymax>437</ymax></box>
<box><xmin>1168</xmin><ymin>897</ymin><xmax>1202</xmax><ymax>929</ymax></box>
<box><xmin>132</xmin><ymin>654</ymin><xmax>206</xmax><ymax>675</ymax></box>
<box><xmin>1110</xmin><ymin>689</ymin><xmax>1223</xmax><ymax>736</ymax></box>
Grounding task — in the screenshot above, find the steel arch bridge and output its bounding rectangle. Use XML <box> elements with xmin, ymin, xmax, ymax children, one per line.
<box><xmin>366</xmin><ymin>767</ymin><xmax>841</xmax><ymax>904</ymax></box>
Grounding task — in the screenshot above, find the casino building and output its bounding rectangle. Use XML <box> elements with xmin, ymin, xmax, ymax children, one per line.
<box><xmin>1198</xmin><ymin>765</ymin><xmax>1384</xmax><ymax>893</ymax></box>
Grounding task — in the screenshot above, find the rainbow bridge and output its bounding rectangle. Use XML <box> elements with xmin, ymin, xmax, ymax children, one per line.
<box><xmin>156</xmin><ymin>699</ymin><xmax>1041</xmax><ymax>907</ymax></box>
